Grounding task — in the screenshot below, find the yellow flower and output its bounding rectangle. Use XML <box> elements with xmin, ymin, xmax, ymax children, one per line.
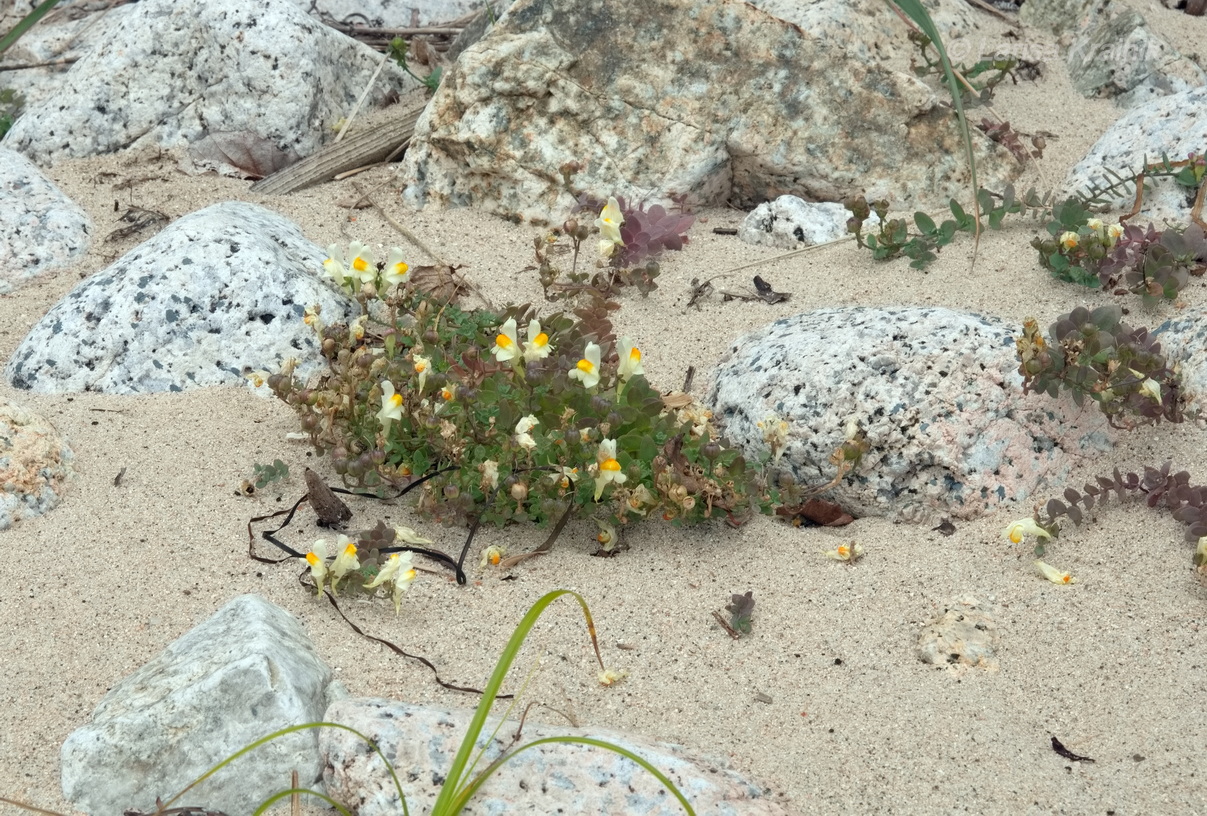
<box><xmin>364</xmin><ymin>551</ymin><xmax>417</xmax><ymax>614</ymax></box>
<box><xmin>598</xmin><ymin>668</ymin><xmax>628</xmax><ymax>686</ymax></box>
<box><xmin>393</xmin><ymin>525</ymin><xmax>434</xmax><ymax>545</ymax></box>
<box><xmin>347</xmin><ymin>241</ymin><xmax>376</xmax><ymax>284</ymax></box>
<box><xmin>441</xmin><ymin>384</ymin><xmax>457</xmax><ymax>401</ymax></box>
<box><xmin>617</xmin><ymin>337</ymin><xmax>644</xmax><ymax>381</ymax></box>
<box><xmin>823</xmin><ymin>541</ymin><xmax>864</xmax><ymax>561</ymax></box>
<box><xmin>595</xmin><ymin>197</ymin><xmax>624</xmax><ymax>246</ymax></box>
<box><xmin>330</xmin><ymin>537</ymin><xmax>361</xmax><ymax>592</ymax></box>
<box><xmin>625</xmin><ymin>483</ymin><xmax>656</xmax><ymax>516</ymax></box>
<box><xmin>303</xmin><ymin>304</ymin><xmax>322</xmax><ymax>329</ymax></box>
<box><xmin>479</xmin><ymin>544</ymin><xmax>507</xmax><ymax>568</ymax></box>
<box><xmin>523</xmin><ymin>319</ymin><xmax>552</xmax><ymax>362</ymax></box>
<box><xmin>243</xmin><ymin>370</ymin><xmax>271</xmax><ymax>388</ymax></box>
<box><xmin>413</xmin><ymin>354</ymin><xmax>431</xmax><ymax>395</ymax></box>
<box><xmin>758</xmin><ymin>415</ymin><xmax>790</xmax><ymax>462</ymax></box>
<box><xmin>1004</xmin><ymin>518</ymin><xmax>1053</xmax><ymax>544</ymax></box>
<box><xmin>1059</xmin><ymin>231</ymin><xmax>1079</xmax><ymax>251</ymax></box>
<box><xmin>596</xmin><ymin>519</ymin><xmax>620</xmax><ymax>551</ymax></box>
<box><xmin>491</xmin><ymin>317</ymin><xmax>520</xmax><ymax>363</ymax></box>
<box><xmin>322</xmin><ymin>244</ymin><xmax>349</xmax><ymax>286</ymax></box>
<box><xmin>303</xmin><ymin>540</ymin><xmax>329</xmax><ymax>595</ymax></box>
<box><xmin>1106</xmin><ymin>223</ymin><xmax>1124</xmax><ymax>245</ymax></box>
<box><xmin>593</xmin><ymin>438</ymin><xmax>626</xmax><ymax>500</ymax></box>
<box><xmin>1086</xmin><ymin>217</ymin><xmax>1105</xmax><ymax>237</ymax></box>
<box><xmin>547</xmin><ymin>465</ymin><xmax>579</xmax><ymax>490</ymax></box>
<box><xmin>382</xmin><ymin>247</ymin><xmax>409</xmax><ymax>287</ymax></box>
<box><xmin>569</xmin><ymin>342</ymin><xmax>602</xmax><ymax>389</ymax></box>
<box><xmin>1035</xmin><ymin>559</ymin><xmax>1077</xmax><ymax>585</ymax></box>
<box><xmin>514</xmin><ymin>415</ymin><xmax>539</xmax><ymax>450</ymax></box>
<box><xmin>1136</xmin><ymin>373</ymin><xmax>1161</xmax><ymax>403</ymax></box>
<box><xmin>377</xmin><ymin>380</ymin><xmax>404</xmax><ymax>434</ymax></box>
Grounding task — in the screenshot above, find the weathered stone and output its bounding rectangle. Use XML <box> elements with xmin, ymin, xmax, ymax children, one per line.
<box><xmin>1021</xmin><ymin>0</ymin><xmax>1203</xmax><ymax>107</ymax></box>
<box><xmin>61</xmin><ymin>595</ymin><xmax>337</xmax><ymax>816</ymax></box>
<box><xmin>400</xmin><ymin>0</ymin><xmax>1018</xmax><ymax>223</ymax></box>
<box><xmin>5</xmin><ymin>201</ymin><xmax>355</xmax><ymax>394</ymax></box>
<box><xmin>1153</xmin><ymin>307</ymin><xmax>1207</xmax><ymax>423</ymax></box>
<box><xmin>706</xmin><ymin>306</ymin><xmax>1113</xmax><ymax>521</ymax></box>
<box><xmin>739</xmin><ymin>196</ymin><xmax>878</xmax><ymax>250</ymax></box>
<box><xmin>0</xmin><ymin>147</ymin><xmax>92</xmax><ymax>294</ymax></box>
<box><xmin>1065</xmin><ymin>86</ymin><xmax>1207</xmax><ymax>226</ymax></box>
<box><xmin>321</xmin><ymin>698</ymin><xmax>793</xmax><ymax>815</ymax></box>
<box><xmin>3</xmin><ymin>0</ymin><xmax>415</xmax><ymax>166</ymax></box>
<box><xmin>0</xmin><ymin>397</ymin><xmax>73</xmax><ymax>531</ymax></box>
<box><xmin>916</xmin><ymin>596</ymin><xmax>999</xmax><ymax>672</ymax></box>
<box><xmin>297</xmin><ymin>0</ymin><xmax>487</xmax><ymax>27</ymax></box>
<box><xmin>749</xmin><ymin>0</ymin><xmax>982</xmax><ymax>67</ymax></box>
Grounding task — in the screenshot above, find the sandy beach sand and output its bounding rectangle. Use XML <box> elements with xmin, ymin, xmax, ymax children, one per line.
<box><xmin>3</xmin><ymin>3</ymin><xmax>1207</xmax><ymax>813</ymax></box>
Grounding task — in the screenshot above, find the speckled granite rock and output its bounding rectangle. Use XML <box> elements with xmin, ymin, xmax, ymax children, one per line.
<box><xmin>1021</xmin><ymin>0</ymin><xmax>1203</xmax><ymax>108</ymax></box>
<box><xmin>400</xmin><ymin>0</ymin><xmax>1018</xmax><ymax>223</ymax></box>
<box><xmin>62</xmin><ymin>595</ymin><xmax>338</xmax><ymax>816</ymax></box>
<box><xmin>297</xmin><ymin>0</ymin><xmax>489</xmax><ymax>26</ymax></box>
<box><xmin>322</xmin><ymin>698</ymin><xmax>793</xmax><ymax>815</ymax></box>
<box><xmin>706</xmin><ymin>306</ymin><xmax>1113</xmax><ymax>521</ymax></box>
<box><xmin>0</xmin><ymin>147</ymin><xmax>92</xmax><ymax>294</ymax></box>
<box><xmin>4</xmin><ymin>201</ymin><xmax>355</xmax><ymax>394</ymax></box>
<box><xmin>0</xmin><ymin>397</ymin><xmax>73</xmax><ymax>530</ymax></box>
<box><xmin>1065</xmin><ymin>87</ymin><xmax>1207</xmax><ymax>226</ymax></box>
<box><xmin>748</xmin><ymin>0</ymin><xmax>982</xmax><ymax>67</ymax></box>
<box><xmin>1153</xmin><ymin>308</ymin><xmax>1207</xmax><ymax>422</ymax></box>
<box><xmin>3</xmin><ymin>0</ymin><xmax>415</xmax><ymax>166</ymax></box>
<box><xmin>916</xmin><ymin>597</ymin><xmax>1000</xmax><ymax>672</ymax></box>
<box><xmin>739</xmin><ymin>196</ymin><xmax>878</xmax><ymax>250</ymax></box>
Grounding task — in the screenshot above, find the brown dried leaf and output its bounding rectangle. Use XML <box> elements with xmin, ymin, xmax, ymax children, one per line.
<box><xmin>410</xmin><ymin>264</ymin><xmax>470</xmax><ymax>305</ymax></box>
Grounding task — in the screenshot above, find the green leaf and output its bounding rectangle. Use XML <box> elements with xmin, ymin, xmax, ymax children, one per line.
<box><xmin>914</xmin><ymin>212</ymin><xmax>937</xmax><ymax>234</ymax></box>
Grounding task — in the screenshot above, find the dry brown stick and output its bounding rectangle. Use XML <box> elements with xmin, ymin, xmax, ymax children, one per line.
<box><xmin>249</xmin><ymin>97</ymin><xmax>426</xmax><ymax>195</ymax></box>
<box><xmin>352</xmin><ymin>182</ymin><xmax>450</xmax><ymax>267</ymax></box>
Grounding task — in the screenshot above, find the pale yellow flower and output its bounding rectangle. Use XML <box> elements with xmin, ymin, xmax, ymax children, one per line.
<box><xmin>569</xmin><ymin>342</ymin><xmax>602</xmax><ymax>389</ymax></box>
<box><xmin>1059</xmin><ymin>231</ymin><xmax>1080</xmax><ymax>251</ymax></box>
<box><xmin>347</xmin><ymin>241</ymin><xmax>376</xmax><ymax>284</ymax></box>
<box><xmin>304</xmin><ymin>539</ymin><xmax>329</xmax><ymax>595</ymax></box>
<box><xmin>523</xmin><ymin>319</ymin><xmax>552</xmax><ymax>362</ymax></box>
<box><xmin>1035</xmin><ymin>559</ymin><xmax>1077</xmax><ymax>585</ymax></box>
<box><xmin>322</xmin><ymin>244</ymin><xmax>349</xmax><ymax>286</ymax></box>
<box><xmin>1106</xmin><ymin>223</ymin><xmax>1124</xmax><ymax>245</ymax></box>
<box><xmin>382</xmin><ymin>247</ymin><xmax>409</xmax><ymax>287</ymax></box>
<box><xmin>330</xmin><ymin>536</ymin><xmax>361</xmax><ymax>592</ymax></box>
<box><xmin>1137</xmin><ymin>375</ymin><xmax>1161</xmax><ymax>403</ymax></box>
<box><xmin>598</xmin><ymin>668</ymin><xmax>628</xmax><ymax>686</ymax></box>
<box><xmin>617</xmin><ymin>337</ymin><xmax>644</xmax><ymax>381</ymax></box>
<box><xmin>596</xmin><ymin>196</ymin><xmax>624</xmax><ymax>242</ymax></box>
<box><xmin>480</xmin><ymin>544</ymin><xmax>507</xmax><ymax>568</ymax></box>
<box><xmin>413</xmin><ymin>354</ymin><xmax>431</xmax><ymax>395</ymax></box>
<box><xmin>303</xmin><ymin>304</ymin><xmax>322</xmax><ymax>329</ymax></box>
<box><xmin>491</xmin><ymin>317</ymin><xmax>520</xmax><ymax>363</ymax></box>
<box><xmin>596</xmin><ymin>519</ymin><xmax>620</xmax><ymax>551</ymax></box>
<box><xmin>377</xmin><ymin>380</ymin><xmax>404</xmax><ymax>433</ymax></box>
<box><xmin>547</xmin><ymin>465</ymin><xmax>579</xmax><ymax>490</ymax></box>
<box><xmin>393</xmin><ymin>525</ymin><xmax>434</xmax><ymax>545</ymax></box>
<box><xmin>244</xmin><ymin>370</ymin><xmax>271</xmax><ymax>388</ymax></box>
<box><xmin>823</xmin><ymin>542</ymin><xmax>864</xmax><ymax>561</ymax></box>
<box><xmin>1004</xmin><ymin>518</ymin><xmax>1053</xmax><ymax>544</ymax></box>
<box><xmin>481</xmin><ymin>460</ymin><xmax>500</xmax><ymax>491</ymax></box>
<box><xmin>514</xmin><ymin>415</ymin><xmax>539</xmax><ymax>450</ymax></box>
<box><xmin>364</xmin><ymin>551</ymin><xmax>417</xmax><ymax>614</ymax></box>
<box><xmin>593</xmin><ymin>438</ymin><xmax>626</xmax><ymax>500</ymax></box>
<box><xmin>1086</xmin><ymin>217</ymin><xmax>1105</xmax><ymax>237</ymax></box>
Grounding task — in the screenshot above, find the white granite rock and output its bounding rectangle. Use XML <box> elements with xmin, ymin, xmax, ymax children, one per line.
<box><xmin>1021</xmin><ymin>0</ymin><xmax>1204</xmax><ymax>108</ymax></box>
<box><xmin>4</xmin><ymin>201</ymin><xmax>355</xmax><ymax>394</ymax></box>
<box><xmin>749</xmin><ymin>0</ymin><xmax>982</xmax><ymax>67</ymax></box>
<box><xmin>706</xmin><ymin>306</ymin><xmax>1113</xmax><ymax>522</ymax></box>
<box><xmin>61</xmin><ymin>595</ymin><xmax>338</xmax><ymax>816</ymax></box>
<box><xmin>1065</xmin><ymin>86</ymin><xmax>1207</xmax><ymax>226</ymax></box>
<box><xmin>400</xmin><ymin>0</ymin><xmax>1018</xmax><ymax>223</ymax></box>
<box><xmin>3</xmin><ymin>0</ymin><xmax>415</xmax><ymax>166</ymax></box>
<box><xmin>297</xmin><ymin>0</ymin><xmax>488</xmax><ymax>26</ymax></box>
<box><xmin>0</xmin><ymin>146</ymin><xmax>92</xmax><ymax>294</ymax></box>
<box><xmin>1153</xmin><ymin>308</ymin><xmax>1207</xmax><ymax>422</ymax></box>
<box><xmin>321</xmin><ymin>698</ymin><xmax>793</xmax><ymax>815</ymax></box>
<box><xmin>0</xmin><ymin>397</ymin><xmax>74</xmax><ymax>531</ymax></box>
<box><xmin>739</xmin><ymin>196</ymin><xmax>879</xmax><ymax>250</ymax></box>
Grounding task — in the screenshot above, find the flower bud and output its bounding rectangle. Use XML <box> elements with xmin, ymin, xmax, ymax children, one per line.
<box><xmin>510</xmin><ymin>481</ymin><xmax>529</xmax><ymax>502</ymax></box>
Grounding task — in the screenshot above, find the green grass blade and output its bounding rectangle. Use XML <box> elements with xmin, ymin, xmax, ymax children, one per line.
<box><xmin>0</xmin><ymin>0</ymin><xmax>62</xmax><ymax>56</ymax></box>
<box><xmin>159</xmin><ymin>722</ymin><xmax>409</xmax><ymax>816</ymax></box>
<box><xmin>432</xmin><ymin>589</ymin><xmax>603</xmax><ymax>813</ymax></box>
<box><xmin>450</xmin><ymin>736</ymin><xmax>697</xmax><ymax>815</ymax></box>
<box><xmin>886</xmin><ymin>0</ymin><xmax>980</xmax><ymax>247</ymax></box>
<box><xmin>251</xmin><ymin>789</ymin><xmax>353</xmax><ymax>816</ymax></box>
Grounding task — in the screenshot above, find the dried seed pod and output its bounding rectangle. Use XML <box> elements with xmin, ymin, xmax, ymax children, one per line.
<box><xmin>305</xmin><ymin>468</ymin><xmax>351</xmax><ymax>527</ymax></box>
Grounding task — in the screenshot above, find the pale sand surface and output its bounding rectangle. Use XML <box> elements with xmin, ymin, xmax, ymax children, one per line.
<box><xmin>4</xmin><ymin>8</ymin><xmax>1207</xmax><ymax>814</ymax></box>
